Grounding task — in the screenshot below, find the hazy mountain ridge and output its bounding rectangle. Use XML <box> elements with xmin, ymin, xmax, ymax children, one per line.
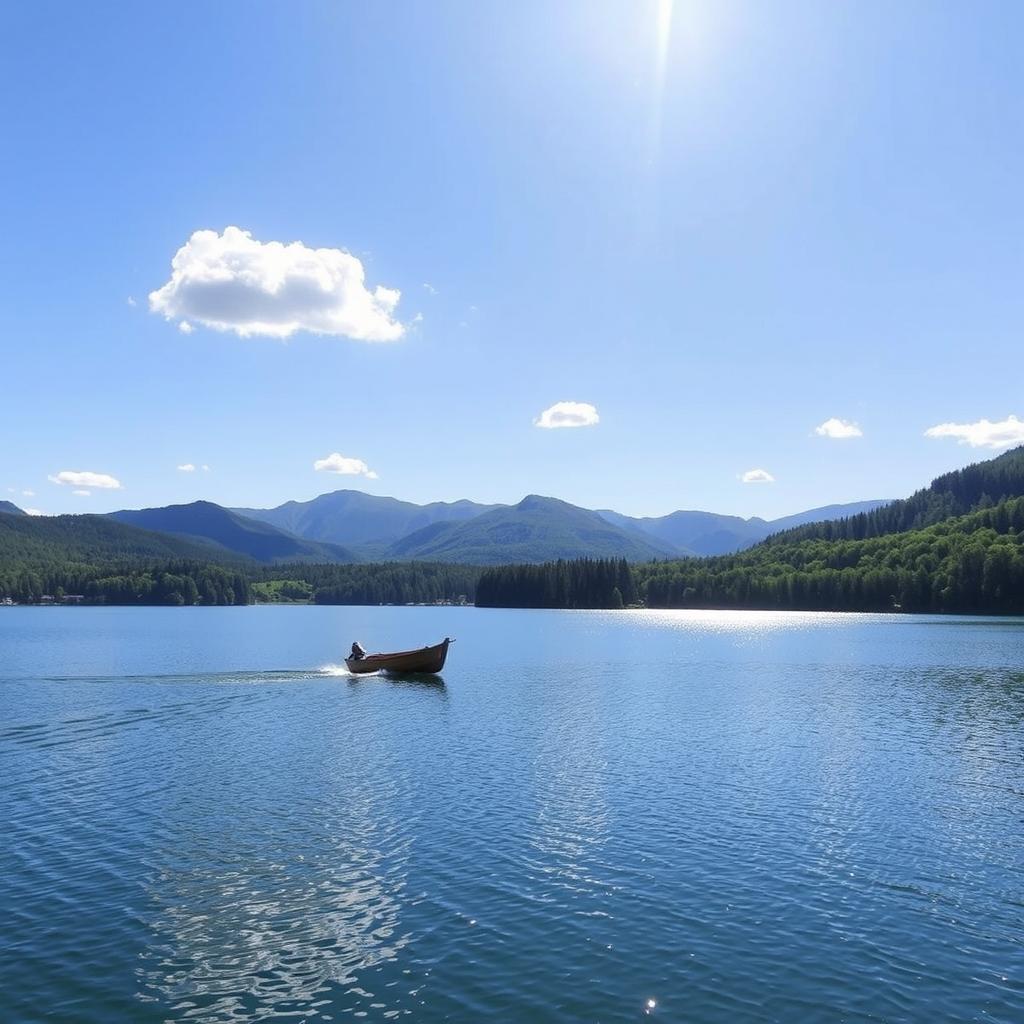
<box><xmin>598</xmin><ymin>500</ymin><xmax>892</xmax><ymax>556</ymax></box>
<box><xmin>387</xmin><ymin>495</ymin><xmax>675</xmax><ymax>564</ymax></box>
<box><xmin>234</xmin><ymin>490</ymin><xmax>501</xmax><ymax>549</ymax></box>
<box><xmin>109</xmin><ymin>502</ymin><xmax>357</xmax><ymax>564</ymax></box>
<box><xmin>239</xmin><ymin>489</ymin><xmax>892</xmax><ymax>561</ymax></box>
<box><xmin>2</xmin><ymin>491</ymin><xmax>898</xmax><ymax>570</ymax></box>
<box><xmin>0</xmin><ymin>501</ymin><xmax>26</xmax><ymax>517</ymax></box>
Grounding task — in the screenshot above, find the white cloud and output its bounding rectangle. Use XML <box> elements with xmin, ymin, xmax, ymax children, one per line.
<box><xmin>72</xmin><ymin>489</ymin><xmax>91</xmax><ymax>497</ymax></box>
<box><xmin>22</xmin><ymin>490</ymin><xmax>35</xmax><ymax>497</ymax></box>
<box><xmin>24</xmin><ymin>508</ymin><xmax>44</xmax><ymax>516</ymax></box>
<box><xmin>149</xmin><ymin>226</ymin><xmax>405</xmax><ymax>341</ymax></box>
<box><xmin>313</xmin><ymin>452</ymin><xmax>378</xmax><ymax>479</ymax></box>
<box><xmin>177</xmin><ymin>463</ymin><xmax>196</xmax><ymax>472</ymax></box>
<box><xmin>422</xmin><ymin>283</ymin><xmax>437</xmax><ymax>295</ymax></box>
<box><xmin>815</xmin><ymin>417</ymin><xmax>862</xmax><ymax>439</ymax></box>
<box><xmin>534</xmin><ymin>401</ymin><xmax>600</xmax><ymax>429</ymax></box>
<box><xmin>48</xmin><ymin>470</ymin><xmax>122</xmax><ymax>490</ymax></box>
<box><xmin>178</xmin><ymin>321</ymin><xmax>194</xmax><ymax>335</ymax></box>
<box><xmin>924</xmin><ymin>414</ymin><xmax>1024</xmax><ymax>450</ymax></box>
<box><xmin>202</xmin><ymin>464</ymin><xmax>211</xmax><ymax>472</ymax></box>
<box><xmin>740</xmin><ymin>468</ymin><xmax>775</xmax><ymax>484</ymax></box>
<box><xmin>126</xmin><ymin>296</ymin><xmax>137</xmax><ymax>307</ymax></box>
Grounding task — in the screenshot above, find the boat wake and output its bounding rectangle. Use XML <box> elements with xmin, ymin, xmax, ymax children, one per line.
<box><xmin>318</xmin><ymin>663</ymin><xmax>359</xmax><ymax>677</ymax></box>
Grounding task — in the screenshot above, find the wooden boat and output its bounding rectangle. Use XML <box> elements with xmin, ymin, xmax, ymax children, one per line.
<box><xmin>345</xmin><ymin>637</ymin><xmax>453</xmax><ymax>675</ymax></box>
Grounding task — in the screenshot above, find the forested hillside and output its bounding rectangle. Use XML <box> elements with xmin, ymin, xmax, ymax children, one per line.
<box><xmin>0</xmin><ymin>511</ymin><xmax>245</xmax><ymax>568</ymax></box>
<box><xmin>769</xmin><ymin>446</ymin><xmax>1024</xmax><ymax>544</ymax></box>
<box><xmin>0</xmin><ymin>512</ymin><xmax>256</xmax><ymax>605</ymax></box>
<box><xmin>476</xmin><ymin>497</ymin><xmax>1024</xmax><ymax>614</ymax></box>
<box><xmin>640</xmin><ymin>496</ymin><xmax>1024</xmax><ymax>614</ymax></box>
<box><xmin>110</xmin><ymin>502</ymin><xmax>355</xmax><ymax>563</ymax></box>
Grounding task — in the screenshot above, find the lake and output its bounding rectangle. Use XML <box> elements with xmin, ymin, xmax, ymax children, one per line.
<box><xmin>1</xmin><ymin>606</ymin><xmax>1022</xmax><ymax>1023</ymax></box>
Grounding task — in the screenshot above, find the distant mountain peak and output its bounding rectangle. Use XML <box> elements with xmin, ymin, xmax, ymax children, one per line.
<box><xmin>516</xmin><ymin>494</ymin><xmax>568</xmax><ymax>511</ymax></box>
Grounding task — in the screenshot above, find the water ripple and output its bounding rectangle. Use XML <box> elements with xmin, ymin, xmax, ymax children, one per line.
<box><xmin>2</xmin><ymin>609</ymin><xmax>1023</xmax><ymax>1022</ymax></box>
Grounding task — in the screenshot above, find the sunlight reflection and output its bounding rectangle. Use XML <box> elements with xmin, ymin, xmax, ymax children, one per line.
<box><xmin>627</xmin><ymin>608</ymin><xmax>869</xmax><ymax>634</ymax></box>
<box><xmin>137</xmin><ymin>781</ymin><xmax>410</xmax><ymax>1021</ymax></box>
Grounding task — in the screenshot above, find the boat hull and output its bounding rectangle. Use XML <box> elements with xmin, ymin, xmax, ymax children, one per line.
<box><xmin>345</xmin><ymin>638</ymin><xmax>451</xmax><ymax>675</ymax></box>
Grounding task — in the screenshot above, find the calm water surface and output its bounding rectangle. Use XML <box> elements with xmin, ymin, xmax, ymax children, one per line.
<box><xmin>1</xmin><ymin>606</ymin><xmax>1022</xmax><ymax>1023</ymax></box>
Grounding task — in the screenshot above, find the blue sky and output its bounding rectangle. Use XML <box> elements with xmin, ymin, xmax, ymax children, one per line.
<box><xmin>2</xmin><ymin>1</ymin><xmax>1022</xmax><ymax>519</ymax></box>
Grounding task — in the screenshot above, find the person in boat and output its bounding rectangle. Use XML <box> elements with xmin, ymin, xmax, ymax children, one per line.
<box><xmin>350</xmin><ymin>641</ymin><xmax>366</xmax><ymax>661</ymax></box>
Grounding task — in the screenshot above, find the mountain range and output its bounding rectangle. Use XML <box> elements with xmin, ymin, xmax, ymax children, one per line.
<box><xmin>234</xmin><ymin>489</ymin><xmax>890</xmax><ymax>562</ymax></box>
<box><xmin>0</xmin><ymin>491</ymin><xmax>892</xmax><ymax>567</ymax></box>
<box><xmin>109</xmin><ymin>502</ymin><xmax>357</xmax><ymax>563</ymax></box>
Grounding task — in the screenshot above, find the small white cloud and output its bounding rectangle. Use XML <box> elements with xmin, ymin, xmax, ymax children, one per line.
<box><xmin>201</xmin><ymin>464</ymin><xmax>211</xmax><ymax>472</ymax></box>
<box><xmin>149</xmin><ymin>226</ymin><xmax>406</xmax><ymax>342</ymax></box>
<box><xmin>178</xmin><ymin>321</ymin><xmax>194</xmax><ymax>335</ymax></box>
<box><xmin>22</xmin><ymin>489</ymin><xmax>35</xmax><ymax>497</ymax></box>
<box><xmin>313</xmin><ymin>452</ymin><xmax>378</xmax><ymax>479</ymax></box>
<box><xmin>48</xmin><ymin>470</ymin><xmax>122</xmax><ymax>490</ymax></box>
<box><xmin>815</xmin><ymin>417</ymin><xmax>862</xmax><ymax>439</ymax></box>
<box><xmin>23</xmin><ymin>508</ymin><xmax>45</xmax><ymax>516</ymax></box>
<box><xmin>422</xmin><ymin>283</ymin><xmax>437</xmax><ymax>295</ymax></box>
<box><xmin>924</xmin><ymin>414</ymin><xmax>1024</xmax><ymax>450</ymax></box>
<box><xmin>177</xmin><ymin>463</ymin><xmax>196</xmax><ymax>473</ymax></box>
<box><xmin>411</xmin><ymin>312</ymin><xmax>423</xmax><ymax>324</ymax></box>
<box><xmin>740</xmin><ymin>468</ymin><xmax>775</xmax><ymax>484</ymax></box>
<box><xmin>126</xmin><ymin>296</ymin><xmax>137</xmax><ymax>307</ymax></box>
<box><xmin>72</xmin><ymin>489</ymin><xmax>91</xmax><ymax>497</ymax></box>
<box><xmin>535</xmin><ymin>401</ymin><xmax>600</xmax><ymax>429</ymax></box>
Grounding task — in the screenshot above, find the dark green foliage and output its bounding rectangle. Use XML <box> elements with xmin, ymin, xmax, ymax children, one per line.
<box><xmin>0</xmin><ymin>512</ymin><xmax>251</xmax><ymax>605</ymax></box>
<box><xmin>769</xmin><ymin>445</ymin><xmax>1024</xmax><ymax>544</ymax></box>
<box><xmin>273</xmin><ymin>562</ymin><xmax>480</xmax><ymax>605</ymax></box>
<box><xmin>639</xmin><ymin>497</ymin><xmax>1024</xmax><ymax>614</ymax></box>
<box><xmin>476</xmin><ymin>498</ymin><xmax>1024</xmax><ymax>615</ymax></box>
<box><xmin>477</xmin><ymin>558</ymin><xmax>637</xmax><ymax>609</ymax></box>
<box><xmin>0</xmin><ymin>560</ymin><xmax>249</xmax><ymax>606</ymax></box>
<box><xmin>251</xmin><ymin>579</ymin><xmax>315</xmax><ymax>603</ymax></box>
<box><xmin>0</xmin><ymin>512</ymin><xmax>246</xmax><ymax>567</ymax></box>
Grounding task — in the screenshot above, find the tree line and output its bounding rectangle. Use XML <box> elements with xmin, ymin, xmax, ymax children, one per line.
<box><xmin>0</xmin><ymin>562</ymin><xmax>250</xmax><ymax>606</ymax></box>
<box><xmin>475</xmin><ymin>498</ymin><xmax>1024</xmax><ymax>615</ymax></box>
<box><xmin>0</xmin><ymin>559</ymin><xmax>477</xmax><ymax>607</ymax></box>
<box><xmin>266</xmin><ymin>562</ymin><xmax>479</xmax><ymax>605</ymax></box>
<box><xmin>476</xmin><ymin>558</ymin><xmax>638</xmax><ymax>609</ymax></box>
